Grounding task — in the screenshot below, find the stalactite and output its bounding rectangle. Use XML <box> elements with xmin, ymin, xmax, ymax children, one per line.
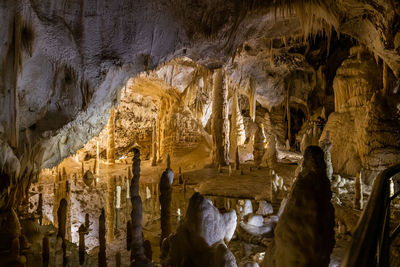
<box><xmin>249</xmin><ymin>76</ymin><xmax>256</xmax><ymax>122</ymax></box>
<box><xmin>129</xmin><ymin>148</ymin><xmax>152</xmax><ymax>266</ymax></box>
<box><xmin>353</xmin><ymin>172</ymin><xmax>363</xmax><ymax>210</ymax></box>
<box><xmin>42</xmin><ymin>236</ymin><xmax>49</xmax><ymax>267</ymax></box>
<box><xmin>211</xmin><ymin>68</ymin><xmax>230</xmax><ymax>166</ymax></box>
<box><xmin>98</xmin><ymin>208</ymin><xmax>107</xmax><ymax>267</ymax></box>
<box><xmin>93</xmin><ymin>157</ymin><xmax>97</xmax><ymax>176</ymax></box>
<box><xmin>383</xmin><ymin>62</ymin><xmax>388</xmax><ymax>95</ymax></box>
<box><xmin>159</xmin><ymin>168</ymin><xmax>174</xmax><ymax>247</ymax></box>
<box><xmin>107</xmin><ymin>106</ymin><xmax>116</xmax><ymax>164</ymax></box>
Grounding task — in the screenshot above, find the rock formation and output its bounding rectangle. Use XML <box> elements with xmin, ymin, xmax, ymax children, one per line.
<box><xmin>161</xmin><ymin>192</ymin><xmax>237</xmax><ymax>267</ymax></box>
<box><xmin>211</xmin><ymin>68</ymin><xmax>230</xmax><ymax>167</ymax></box>
<box><xmin>263</xmin><ymin>146</ymin><xmax>335</xmax><ymax>267</ymax></box>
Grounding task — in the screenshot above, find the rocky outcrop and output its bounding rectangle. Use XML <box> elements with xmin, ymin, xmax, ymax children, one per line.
<box><xmin>263</xmin><ymin>146</ymin><xmax>335</xmax><ymax>267</ymax></box>
<box><xmin>161</xmin><ymin>192</ymin><xmax>237</xmax><ymax>267</ymax></box>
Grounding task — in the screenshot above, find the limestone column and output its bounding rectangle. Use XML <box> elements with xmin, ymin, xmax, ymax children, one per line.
<box><xmin>211</xmin><ymin>68</ymin><xmax>230</xmax><ymax>166</ymax></box>
<box><xmin>151</xmin><ymin>121</ymin><xmax>157</xmax><ymax>166</ymax></box>
<box><xmin>249</xmin><ymin>76</ymin><xmax>256</xmax><ymax>122</ymax></box>
<box><xmin>107</xmin><ymin>106</ymin><xmax>116</xmax><ymax>164</ymax></box>
<box><xmin>98</xmin><ymin>209</ymin><xmax>107</xmax><ymax>267</ymax></box>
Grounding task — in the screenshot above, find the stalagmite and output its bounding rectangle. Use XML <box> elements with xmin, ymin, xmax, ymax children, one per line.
<box><xmin>159</xmin><ymin>168</ymin><xmax>174</xmax><ymax>247</ymax></box>
<box><xmin>166</xmin><ymin>153</ymin><xmax>171</xmax><ymax>169</ymax></box>
<box><xmin>353</xmin><ymin>172</ymin><xmax>363</xmax><ymax>210</ymax></box>
<box><xmin>83</xmin><ymin>213</ymin><xmax>90</xmax><ymax>232</ymax></box>
<box><xmin>265</xmin><ymin>135</ymin><xmax>277</xmax><ymax>169</ymax></box>
<box><xmin>319</xmin><ymin>131</ymin><xmax>333</xmax><ymax>181</ymax></box>
<box><xmin>211</xmin><ymin>68</ymin><xmax>230</xmax><ymax>166</ymax></box>
<box><xmin>129</xmin><ymin>148</ymin><xmax>153</xmax><ymax>266</ymax></box>
<box><xmin>235</xmin><ymin>146</ymin><xmax>240</xmax><ymax>170</ymax></box>
<box><xmin>107</xmin><ymin>106</ymin><xmax>116</xmax><ymax>164</ymax></box>
<box><xmin>37</xmin><ymin>193</ymin><xmax>43</xmax><ymax>225</ymax></box>
<box><xmin>106</xmin><ymin>174</ymin><xmax>115</xmax><ymax>242</ymax></box>
<box><xmin>57</xmin><ymin>198</ymin><xmax>67</xmax><ymax>241</ymax></box>
<box><xmin>254</xmin><ymin>124</ymin><xmax>265</xmax><ymax>166</ymax></box>
<box><xmin>98</xmin><ymin>208</ymin><xmax>107</xmax><ymax>267</ymax></box>
<box><xmin>230</xmin><ymin>89</ymin><xmax>246</xmax><ymax>154</ymax></box>
<box><xmin>42</xmin><ymin>236</ymin><xmax>49</xmax><ymax>267</ymax></box>
<box><xmin>78</xmin><ymin>224</ymin><xmax>87</xmax><ymax>265</ymax></box>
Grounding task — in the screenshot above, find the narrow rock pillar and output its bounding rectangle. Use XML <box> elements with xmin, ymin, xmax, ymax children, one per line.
<box><xmin>211</xmin><ymin>68</ymin><xmax>229</xmax><ymax>166</ymax></box>
<box><xmin>159</xmin><ymin>168</ymin><xmax>174</xmax><ymax>247</ymax></box>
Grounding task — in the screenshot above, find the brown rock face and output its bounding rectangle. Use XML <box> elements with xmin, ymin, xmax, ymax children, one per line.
<box><xmin>264</xmin><ymin>146</ymin><xmax>335</xmax><ymax>267</ymax></box>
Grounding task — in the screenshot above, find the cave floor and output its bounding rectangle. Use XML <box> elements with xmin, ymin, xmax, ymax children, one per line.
<box><xmin>26</xmin><ymin>155</ymin><xmax>370</xmax><ymax>267</ymax></box>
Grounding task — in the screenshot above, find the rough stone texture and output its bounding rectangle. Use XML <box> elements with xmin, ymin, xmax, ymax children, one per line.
<box><xmin>212</xmin><ymin>68</ymin><xmax>230</xmax><ymax>166</ymax></box>
<box><xmin>324</xmin><ymin>49</ymin><xmax>400</xmax><ymax>183</ymax></box>
<box><xmin>161</xmin><ymin>192</ymin><xmax>237</xmax><ymax>267</ymax></box>
<box><xmin>263</xmin><ymin>146</ymin><xmax>335</xmax><ymax>267</ymax></box>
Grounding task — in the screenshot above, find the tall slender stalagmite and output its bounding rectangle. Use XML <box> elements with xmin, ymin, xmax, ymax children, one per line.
<box><xmin>159</xmin><ymin>168</ymin><xmax>174</xmax><ymax>247</ymax></box>
<box><xmin>78</xmin><ymin>224</ymin><xmax>87</xmax><ymax>265</ymax></box>
<box><xmin>106</xmin><ymin>174</ymin><xmax>115</xmax><ymax>241</ymax></box>
<box><xmin>230</xmin><ymin>89</ymin><xmax>245</xmax><ymax>155</ymax></box>
<box><xmin>98</xmin><ymin>208</ymin><xmax>107</xmax><ymax>267</ymax></box>
<box><xmin>107</xmin><ymin>106</ymin><xmax>116</xmax><ymax>164</ymax></box>
<box><xmin>37</xmin><ymin>193</ymin><xmax>43</xmax><ymax>225</ymax></box>
<box><xmin>130</xmin><ymin>148</ymin><xmax>153</xmax><ymax>266</ymax></box>
<box><xmin>57</xmin><ymin>198</ymin><xmax>67</xmax><ymax>241</ymax></box>
<box><xmin>235</xmin><ymin>146</ymin><xmax>240</xmax><ymax>170</ymax></box>
<box><xmin>211</xmin><ymin>68</ymin><xmax>230</xmax><ymax>166</ymax></box>
<box><xmin>96</xmin><ymin>140</ymin><xmax>100</xmax><ymax>174</ymax></box>
<box><xmin>353</xmin><ymin>172</ymin><xmax>363</xmax><ymax>210</ymax></box>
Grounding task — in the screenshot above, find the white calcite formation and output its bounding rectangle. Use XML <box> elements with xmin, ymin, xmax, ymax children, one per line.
<box><xmin>161</xmin><ymin>192</ymin><xmax>237</xmax><ymax>267</ymax></box>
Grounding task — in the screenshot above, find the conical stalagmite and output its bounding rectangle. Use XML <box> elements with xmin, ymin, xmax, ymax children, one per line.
<box><xmin>107</xmin><ymin>106</ymin><xmax>116</xmax><ymax>164</ymax></box>
<box><xmin>211</xmin><ymin>68</ymin><xmax>230</xmax><ymax>167</ymax></box>
<box><xmin>106</xmin><ymin>175</ymin><xmax>115</xmax><ymax>241</ymax></box>
<box><xmin>253</xmin><ymin>124</ymin><xmax>265</xmax><ymax>166</ymax></box>
<box><xmin>159</xmin><ymin>168</ymin><xmax>174</xmax><ymax>247</ymax></box>
<box><xmin>37</xmin><ymin>193</ymin><xmax>43</xmax><ymax>225</ymax></box>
